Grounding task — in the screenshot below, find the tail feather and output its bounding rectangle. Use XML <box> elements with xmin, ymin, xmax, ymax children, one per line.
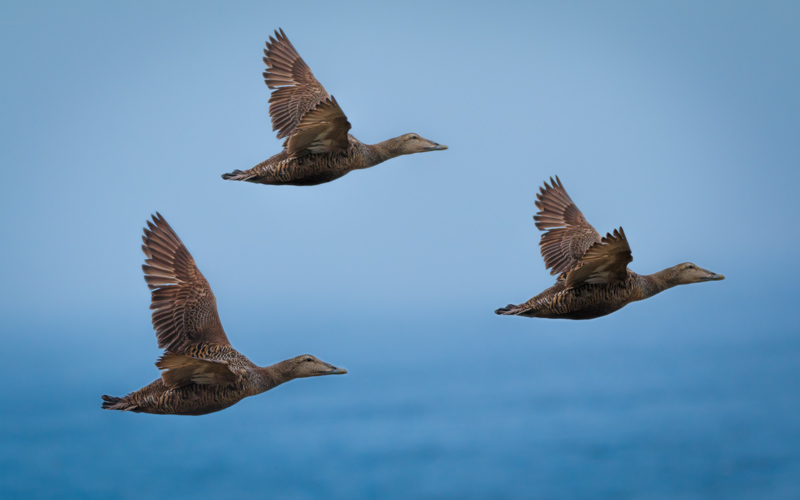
<box><xmin>495</xmin><ymin>303</ymin><xmax>533</xmax><ymax>316</ymax></box>
<box><xmin>101</xmin><ymin>394</ymin><xmax>139</xmax><ymax>412</ymax></box>
<box><xmin>221</xmin><ymin>169</ymin><xmax>251</xmax><ymax>181</ymax></box>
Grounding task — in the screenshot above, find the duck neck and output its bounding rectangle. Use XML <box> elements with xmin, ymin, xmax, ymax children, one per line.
<box><xmin>362</xmin><ymin>140</ymin><xmax>401</xmax><ymax>168</ymax></box>
<box><xmin>638</xmin><ymin>270</ymin><xmax>676</xmax><ymax>299</ymax></box>
<box><xmin>255</xmin><ymin>359</ymin><xmax>295</xmax><ymax>394</ymax></box>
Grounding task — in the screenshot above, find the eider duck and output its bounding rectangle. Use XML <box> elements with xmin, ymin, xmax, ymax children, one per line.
<box><xmin>221</xmin><ymin>28</ymin><xmax>447</xmax><ymax>186</ymax></box>
<box><xmin>495</xmin><ymin>177</ymin><xmax>725</xmax><ymax>320</ymax></box>
<box><xmin>101</xmin><ymin>214</ymin><xmax>346</xmax><ymax>415</ymax></box>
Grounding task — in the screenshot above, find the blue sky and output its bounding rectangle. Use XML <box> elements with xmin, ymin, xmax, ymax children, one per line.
<box><xmin>1</xmin><ymin>0</ymin><xmax>798</xmax><ymax>366</ymax></box>
<box><xmin>3</xmin><ymin>1</ymin><xmax>797</xmax><ymax>337</ymax></box>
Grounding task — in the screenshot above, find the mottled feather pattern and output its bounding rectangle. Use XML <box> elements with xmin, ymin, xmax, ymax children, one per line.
<box><xmin>110</xmin><ymin>343</ymin><xmax>263</xmax><ymax>415</ymax></box>
<box><xmin>156</xmin><ymin>345</ymin><xmax>251</xmax><ymax>389</ymax></box>
<box><xmin>496</xmin><ymin>177</ymin><xmax>724</xmax><ymax>320</ymax></box>
<box><xmin>111</xmin><ymin>375</ymin><xmax>252</xmax><ymax>415</ymax></box>
<box><xmin>103</xmin><ymin>341</ymin><xmax>333</xmax><ymax>415</ymax></box>
<box><xmin>103</xmin><ymin>215</ymin><xmax>348</xmax><ymax>415</ymax></box>
<box><xmin>263</xmin><ymin>28</ymin><xmax>330</xmax><ymax>140</ymax></box>
<box><xmin>287</xmin><ymin>96</ymin><xmax>352</xmax><ymax>157</ymax></box>
<box><xmin>496</xmin><ymin>178</ymin><xmax>642</xmax><ymax>319</ymax></box>
<box><xmin>533</xmin><ymin>176</ymin><xmax>601</xmax><ymax>275</ymax></box>
<box><xmin>565</xmin><ymin>228</ymin><xmax>633</xmax><ymax>288</ymax></box>
<box><xmin>498</xmin><ymin>272</ymin><xmax>650</xmax><ymax>320</ymax></box>
<box><xmin>141</xmin><ymin>213</ymin><xmax>230</xmax><ymax>353</ymax></box>
<box><xmin>222</xmin><ymin>29</ymin><xmax>447</xmax><ymax>186</ymax></box>
<box><xmin>225</xmin><ymin>136</ymin><xmax>377</xmax><ymax>186</ymax></box>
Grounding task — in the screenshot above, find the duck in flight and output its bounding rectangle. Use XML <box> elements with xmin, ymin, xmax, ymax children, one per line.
<box><xmin>102</xmin><ymin>214</ymin><xmax>346</xmax><ymax>415</ymax></box>
<box><xmin>222</xmin><ymin>29</ymin><xmax>447</xmax><ymax>186</ymax></box>
<box><xmin>495</xmin><ymin>177</ymin><xmax>725</xmax><ymax>320</ymax></box>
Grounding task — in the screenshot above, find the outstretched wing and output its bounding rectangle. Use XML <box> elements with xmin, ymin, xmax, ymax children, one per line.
<box><xmin>264</xmin><ymin>28</ymin><xmax>342</xmax><ymax>142</ymax></box>
<box><xmin>565</xmin><ymin>228</ymin><xmax>633</xmax><ymax>288</ymax></box>
<box><xmin>286</xmin><ymin>96</ymin><xmax>352</xmax><ymax>157</ymax></box>
<box><xmin>142</xmin><ymin>213</ymin><xmax>230</xmax><ymax>353</ymax></box>
<box><xmin>534</xmin><ymin>176</ymin><xmax>602</xmax><ymax>275</ymax></box>
<box><xmin>156</xmin><ymin>352</ymin><xmax>242</xmax><ymax>388</ymax></box>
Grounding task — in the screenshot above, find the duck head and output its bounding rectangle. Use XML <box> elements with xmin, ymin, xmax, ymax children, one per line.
<box><xmin>663</xmin><ymin>262</ymin><xmax>725</xmax><ymax>286</ymax></box>
<box><xmin>387</xmin><ymin>133</ymin><xmax>448</xmax><ymax>156</ymax></box>
<box><xmin>285</xmin><ymin>355</ymin><xmax>348</xmax><ymax>379</ymax></box>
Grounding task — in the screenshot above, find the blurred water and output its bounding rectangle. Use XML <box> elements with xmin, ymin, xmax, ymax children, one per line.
<box><xmin>2</xmin><ymin>315</ymin><xmax>798</xmax><ymax>499</ymax></box>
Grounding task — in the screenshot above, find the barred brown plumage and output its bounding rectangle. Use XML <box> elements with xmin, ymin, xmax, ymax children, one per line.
<box><xmin>495</xmin><ymin>177</ymin><xmax>725</xmax><ymax>320</ymax></box>
<box><xmin>101</xmin><ymin>214</ymin><xmax>347</xmax><ymax>415</ymax></box>
<box><xmin>221</xmin><ymin>28</ymin><xmax>447</xmax><ymax>186</ymax></box>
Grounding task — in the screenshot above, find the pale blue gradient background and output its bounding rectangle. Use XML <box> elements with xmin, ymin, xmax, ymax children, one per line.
<box><xmin>2</xmin><ymin>1</ymin><xmax>799</xmax><ymax>498</ymax></box>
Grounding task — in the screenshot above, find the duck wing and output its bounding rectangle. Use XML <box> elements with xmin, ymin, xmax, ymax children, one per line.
<box><xmin>156</xmin><ymin>352</ymin><xmax>242</xmax><ymax>388</ymax></box>
<box><xmin>286</xmin><ymin>96</ymin><xmax>352</xmax><ymax>157</ymax></box>
<box><xmin>264</xmin><ymin>28</ymin><xmax>350</xmax><ymax>146</ymax></box>
<box><xmin>141</xmin><ymin>213</ymin><xmax>231</xmax><ymax>353</ymax></box>
<box><xmin>565</xmin><ymin>228</ymin><xmax>633</xmax><ymax>288</ymax></box>
<box><xmin>534</xmin><ymin>176</ymin><xmax>602</xmax><ymax>275</ymax></box>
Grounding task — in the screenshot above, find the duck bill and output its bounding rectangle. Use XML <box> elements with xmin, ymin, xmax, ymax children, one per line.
<box><xmin>424</xmin><ymin>144</ymin><xmax>448</xmax><ymax>151</ymax></box>
<box><xmin>325</xmin><ymin>365</ymin><xmax>348</xmax><ymax>375</ymax></box>
<box><xmin>700</xmin><ymin>272</ymin><xmax>725</xmax><ymax>281</ymax></box>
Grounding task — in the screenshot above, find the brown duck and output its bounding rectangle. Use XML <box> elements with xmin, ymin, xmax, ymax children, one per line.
<box><xmin>101</xmin><ymin>214</ymin><xmax>346</xmax><ymax>415</ymax></box>
<box><xmin>495</xmin><ymin>177</ymin><xmax>725</xmax><ymax>320</ymax></box>
<box><xmin>221</xmin><ymin>29</ymin><xmax>447</xmax><ymax>186</ymax></box>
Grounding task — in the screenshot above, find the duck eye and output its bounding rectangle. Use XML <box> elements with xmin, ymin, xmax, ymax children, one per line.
<box><xmin>305</xmin><ymin>357</ymin><xmax>313</xmax><ymax>362</ymax></box>
<box><xmin>687</xmin><ymin>265</ymin><xmax>694</xmax><ymax>269</ymax></box>
<box><xmin>411</xmin><ymin>135</ymin><xmax>418</xmax><ymax>140</ymax></box>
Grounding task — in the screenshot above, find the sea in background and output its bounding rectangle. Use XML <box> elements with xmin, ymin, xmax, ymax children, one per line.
<box><xmin>3</xmin><ymin>306</ymin><xmax>799</xmax><ymax>499</ymax></box>
<box><xmin>2</xmin><ymin>1</ymin><xmax>799</xmax><ymax>498</ymax></box>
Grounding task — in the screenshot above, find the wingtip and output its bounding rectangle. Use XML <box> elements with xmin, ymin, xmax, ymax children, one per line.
<box><xmin>268</xmin><ymin>28</ymin><xmax>289</xmax><ymax>48</ymax></box>
<box><xmin>605</xmin><ymin>227</ymin><xmax>625</xmax><ymax>241</ymax></box>
<box><xmin>544</xmin><ymin>175</ymin><xmax>563</xmax><ymax>190</ymax></box>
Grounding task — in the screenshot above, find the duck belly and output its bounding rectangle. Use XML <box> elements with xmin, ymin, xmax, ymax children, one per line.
<box><xmin>248</xmin><ymin>152</ymin><xmax>355</xmax><ymax>186</ymax></box>
<box><xmin>530</xmin><ymin>283</ymin><xmax>633</xmax><ymax>320</ymax></box>
<box><xmin>115</xmin><ymin>378</ymin><xmax>246</xmax><ymax>416</ymax></box>
<box><xmin>539</xmin><ymin>301</ymin><xmax>627</xmax><ymax>320</ymax></box>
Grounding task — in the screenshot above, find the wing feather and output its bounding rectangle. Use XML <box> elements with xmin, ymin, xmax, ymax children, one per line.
<box><xmin>263</xmin><ymin>28</ymin><xmax>337</xmax><ymax>140</ymax></box>
<box><xmin>286</xmin><ymin>96</ymin><xmax>351</xmax><ymax>157</ymax></box>
<box><xmin>141</xmin><ymin>213</ymin><xmax>230</xmax><ymax>353</ymax></box>
<box><xmin>565</xmin><ymin>227</ymin><xmax>633</xmax><ymax>288</ymax></box>
<box><xmin>156</xmin><ymin>352</ymin><xmax>240</xmax><ymax>388</ymax></box>
<box><xmin>533</xmin><ymin>176</ymin><xmax>602</xmax><ymax>275</ymax></box>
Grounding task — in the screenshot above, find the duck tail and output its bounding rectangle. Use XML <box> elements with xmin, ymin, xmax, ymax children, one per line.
<box><xmin>221</xmin><ymin>169</ymin><xmax>250</xmax><ymax>181</ymax></box>
<box><xmin>494</xmin><ymin>303</ymin><xmax>534</xmax><ymax>316</ymax></box>
<box><xmin>101</xmin><ymin>394</ymin><xmax>140</xmax><ymax>412</ymax></box>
